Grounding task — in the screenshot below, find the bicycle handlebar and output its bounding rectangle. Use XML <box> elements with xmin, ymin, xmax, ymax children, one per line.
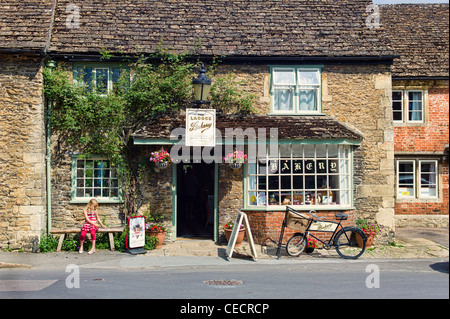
<box><xmin>307</xmin><ymin>210</ymin><xmax>326</xmax><ymax>221</ymax></box>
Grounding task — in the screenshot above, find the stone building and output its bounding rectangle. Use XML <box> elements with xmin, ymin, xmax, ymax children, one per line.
<box><xmin>380</xmin><ymin>4</ymin><xmax>449</xmax><ymax>228</ymax></box>
<box><xmin>0</xmin><ymin>0</ymin><xmax>447</xmax><ymax>251</ymax></box>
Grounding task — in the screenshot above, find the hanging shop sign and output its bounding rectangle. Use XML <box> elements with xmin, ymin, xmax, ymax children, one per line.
<box><xmin>185</xmin><ymin>108</ymin><xmax>216</xmax><ymax>147</ymax></box>
<box><xmin>126</xmin><ymin>215</ymin><xmax>146</xmax><ymax>253</ymax></box>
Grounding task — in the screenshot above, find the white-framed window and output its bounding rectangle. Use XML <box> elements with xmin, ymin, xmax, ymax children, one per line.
<box><xmin>71</xmin><ymin>156</ymin><xmax>122</xmax><ymax>203</ymax></box>
<box><xmin>396</xmin><ymin>159</ymin><xmax>438</xmax><ymax>199</ymax></box>
<box><xmin>246</xmin><ymin>144</ymin><xmax>352</xmax><ymax>209</ymax></box>
<box><xmin>392</xmin><ymin>90</ymin><xmax>425</xmax><ymax>123</ymax></box>
<box><xmin>74</xmin><ymin>64</ymin><xmax>129</xmax><ymax>94</ymax></box>
<box><xmin>271</xmin><ymin>67</ymin><xmax>321</xmax><ymax>114</ymax></box>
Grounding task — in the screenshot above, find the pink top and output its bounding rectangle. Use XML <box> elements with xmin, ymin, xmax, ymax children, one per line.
<box><xmin>81</xmin><ymin>210</ymin><xmax>97</xmax><ymax>231</ymax></box>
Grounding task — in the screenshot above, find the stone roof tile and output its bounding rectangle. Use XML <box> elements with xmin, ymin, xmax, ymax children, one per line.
<box><xmin>380</xmin><ymin>4</ymin><xmax>449</xmax><ymax>77</ymax></box>
<box><xmin>0</xmin><ymin>0</ymin><xmax>55</xmax><ymax>51</ymax></box>
<box><xmin>46</xmin><ymin>0</ymin><xmax>393</xmax><ymax>57</ymax></box>
<box><xmin>132</xmin><ymin>114</ymin><xmax>363</xmax><ymax>141</ymax></box>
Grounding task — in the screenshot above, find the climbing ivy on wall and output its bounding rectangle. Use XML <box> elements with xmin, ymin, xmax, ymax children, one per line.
<box><xmin>43</xmin><ymin>49</ymin><xmax>255</xmax><ymax>217</ymax></box>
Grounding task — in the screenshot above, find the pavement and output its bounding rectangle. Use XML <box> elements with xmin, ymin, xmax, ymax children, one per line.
<box><xmin>0</xmin><ymin>227</ymin><xmax>448</xmax><ymax>270</ymax></box>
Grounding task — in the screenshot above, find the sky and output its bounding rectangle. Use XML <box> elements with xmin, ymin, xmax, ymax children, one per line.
<box><xmin>373</xmin><ymin>0</ymin><xmax>448</xmax><ymax>3</ymax></box>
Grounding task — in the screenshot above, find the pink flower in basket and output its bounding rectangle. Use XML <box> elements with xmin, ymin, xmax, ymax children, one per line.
<box><xmin>150</xmin><ymin>148</ymin><xmax>172</xmax><ymax>164</ymax></box>
<box><xmin>223</xmin><ymin>150</ymin><xmax>248</xmax><ymax>164</ymax></box>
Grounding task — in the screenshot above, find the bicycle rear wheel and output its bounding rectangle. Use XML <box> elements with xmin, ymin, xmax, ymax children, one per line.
<box><xmin>286</xmin><ymin>233</ymin><xmax>307</xmax><ymax>257</ymax></box>
<box><xmin>334</xmin><ymin>227</ymin><xmax>366</xmax><ymax>259</ymax></box>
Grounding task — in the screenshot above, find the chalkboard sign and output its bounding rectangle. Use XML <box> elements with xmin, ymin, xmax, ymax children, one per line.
<box><xmin>226</xmin><ymin>212</ymin><xmax>257</xmax><ymax>260</ymax></box>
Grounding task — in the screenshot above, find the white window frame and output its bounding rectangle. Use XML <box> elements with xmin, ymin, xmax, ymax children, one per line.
<box><xmin>271</xmin><ymin>66</ymin><xmax>322</xmax><ymax>115</ymax></box>
<box><xmin>397</xmin><ymin>160</ymin><xmax>416</xmax><ymax>198</ymax></box>
<box><xmin>70</xmin><ymin>155</ymin><xmax>123</xmax><ymax>204</ymax></box>
<box><xmin>245</xmin><ymin>143</ymin><xmax>352</xmax><ymax>210</ymax></box>
<box><xmin>406</xmin><ymin>90</ymin><xmax>424</xmax><ymax>123</ymax></box>
<box><xmin>418</xmin><ymin>160</ymin><xmax>438</xmax><ymax>199</ymax></box>
<box><xmin>396</xmin><ymin>159</ymin><xmax>439</xmax><ymax>200</ymax></box>
<box><xmin>392</xmin><ymin>90</ymin><xmax>425</xmax><ymax>124</ymax></box>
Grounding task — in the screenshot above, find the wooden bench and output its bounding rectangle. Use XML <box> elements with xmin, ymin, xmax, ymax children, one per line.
<box><xmin>50</xmin><ymin>227</ymin><xmax>123</xmax><ymax>252</ymax></box>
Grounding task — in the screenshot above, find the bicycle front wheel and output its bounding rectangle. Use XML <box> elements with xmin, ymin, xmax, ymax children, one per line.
<box><xmin>334</xmin><ymin>227</ymin><xmax>366</xmax><ymax>259</ymax></box>
<box><xmin>286</xmin><ymin>233</ymin><xmax>307</xmax><ymax>257</ymax></box>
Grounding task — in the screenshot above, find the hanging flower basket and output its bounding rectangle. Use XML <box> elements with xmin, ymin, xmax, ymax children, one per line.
<box><xmin>155</xmin><ymin>161</ymin><xmax>169</xmax><ymax>169</ymax></box>
<box><xmin>150</xmin><ymin>148</ymin><xmax>172</xmax><ymax>169</ymax></box>
<box><xmin>229</xmin><ymin>162</ymin><xmax>242</xmax><ymax>169</ymax></box>
<box><xmin>224</xmin><ymin>150</ymin><xmax>248</xmax><ymax>169</ymax></box>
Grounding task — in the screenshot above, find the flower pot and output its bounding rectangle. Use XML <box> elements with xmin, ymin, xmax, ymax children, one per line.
<box><xmin>357</xmin><ymin>232</ymin><xmax>374</xmax><ymax>248</ymax></box>
<box><xmin>155</xmin><ymin>162</ymin><xmax>169</xmax><ymax>169</ymax></box>
<box><xmin>229</xmin><ymin>162</ymin><xmax>242</xmax><ymax>169</ymax></box>
<box><xmin>224</xmin><ymin>228</ymin><xmax>245</xmax><ymax>247</ymax></box>
<box><xmin>304</xmin><ymin>247</ymin><xmax>315</xmax><ymax>254</ymax></box>
<box><xmin>147</xmin><ymin>231</ymin><xmax>166</xmax><ymax>248</ymax></box>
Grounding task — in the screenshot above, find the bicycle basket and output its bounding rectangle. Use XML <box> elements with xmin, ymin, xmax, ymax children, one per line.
<box><xmin>286</xmin><ymin>212</ymin><xmax>310</xmax><ymax>232</ymax></box>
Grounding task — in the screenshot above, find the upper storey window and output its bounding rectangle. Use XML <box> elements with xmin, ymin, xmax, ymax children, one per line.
<box><xmin>392</xmin><ymin>90</ymin><xmax>425</xmax><ymax>123</ymax></box>
<box><xmin>74</xmin><ymin>63</ymin><xmax>129</xmax><ymax>95</ymax></box>
<box><xmin>271</xmin><ymin>67</ymin><xmax>321</xmax><ymax>114</ymax></box>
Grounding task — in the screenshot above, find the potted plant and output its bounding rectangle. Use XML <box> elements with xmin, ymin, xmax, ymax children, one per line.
<box><xmin>356</xmin><ymin>219</ymin><xmax>380</xmax><ymax>248</ymax></box>
<box><xmin>144</xmin><ymin>206</ymin><xmax>167</xmax><ymax>248</ymax></box>
<box><xmin>224</xmin><ymin>221</ymin><xmax>246</xmax><ymax>246</ymax></box>
<box><xmin>150</xmin><ymin>147</ymin><xmax>172</xmax><ymax>169</ymax></box>
<box><xmin>304</xmin><ymin>237</ymin><xmax>318</xmax><ymax>254</ymax></box>
<box><xmin>223</xmin><ymin>150</ymin><xmax>248</xmax><ymax>169</ymax></box>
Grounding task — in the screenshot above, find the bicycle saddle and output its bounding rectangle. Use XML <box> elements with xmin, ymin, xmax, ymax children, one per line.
<box><xmin>335</xmin><ymin>214</ymin><xmax>348</xmax><ymax>220</ymax></box>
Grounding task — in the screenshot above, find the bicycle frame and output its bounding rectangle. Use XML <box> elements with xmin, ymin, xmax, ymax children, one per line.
<box><xmin>276</xmin><ymin>206</ymin><xmax>347</xmax><ymax>259</ymax></box>
<box><xmin>303</xmin><ymin>220</ymin><xmax>346</xmax><ymax>249</ymax></box>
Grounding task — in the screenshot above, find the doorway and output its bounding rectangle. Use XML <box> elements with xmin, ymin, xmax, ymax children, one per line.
<box><xmin>176</xmin><ymin>163</ymin><xmax>215</xmax><ymax>238</ymax></box>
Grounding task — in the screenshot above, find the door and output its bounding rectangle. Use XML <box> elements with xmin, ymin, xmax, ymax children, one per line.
<box><xmin>176</xmin><ymin>163</ymin><xmax>215</xmax><ymax>238</ymax></box>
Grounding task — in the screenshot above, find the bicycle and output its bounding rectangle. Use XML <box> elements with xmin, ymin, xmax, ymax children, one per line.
<box><xmin>276</xmin><ymin>206</ymin><xmax>367</xmax><ymax>259</ymax></box>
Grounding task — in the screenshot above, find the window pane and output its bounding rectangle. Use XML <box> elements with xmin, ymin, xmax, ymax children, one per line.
<box><xmin>328</xmin><ymin>144</ymin><xmax>338</xmax><ymax>158</ymax></box>
<box><xmin>281</xmin><ymin>176</ymin><xmax>291</xmax><ymax>189</ymax></box>
<box><xmin>273</xmin><ymin>69</ymin><xmax>295</xmax><ymax>85</ymax></box>
<box><xmin>280</xmin><ymin>144</ymin><xmax>290</xmax><ymax>157</ymax></box>
<box><xmin>76</xmin><ymin>67</ymin><xmax>92</xmax><ymax>91</ymax></box>
<box><xmin>112</xmin><ymin>68</ymin><xmax>130</xmax><ymax>92</ymax></box>
<box><xmin>280</xmin><ymin>160</ymin><xmax>291</xmax><ymax>174</ymax></box>
<box><xmin>292</xmin><ymin>144</ymin><xmax>303</xmax><ymax>157</ymax></box>
<box><xmin>398</xmin><ymin>161</ymin><xmax>415</xmax><ymax>197</ymax></box>
<box><xmin>248</xmin><ymin>191</ymin><xmax>257</xmax><ymax>206</ymax></box>
<box><xmin>298</xmin><ymin>70</ymin><xmax>320</xmax><ymax>85</ymax></box>
<box><xmin>293</xmin><ymin>160</ymin><xmax>303</xmax><ymax>173</ymax></box>
<box><xmin>293</xmin><ymin>176</ymin><xmax>303</xmax><ymax>189</ymax></box>
<box><xmin>96</xmin><ymin>69</ymin><xmax>108</xmax><ymax>94</ymax></box>
<box><xmin>408</xmin><ymin>91</ymin><xmax>423</xmax><ymax>122</ymax></box>
<box><xmin>392</xmin><ymin>91</ymin><xmax>403</xmax><ymax>101</ymax></box>
<box><xmin>420</xmin><ymin>161</ymin><xmax>437</xmax><ymax>197</ymax></box>
<box><xmin>299</xmin><ymin>89</ymin><xmax>317</xmax><ymax>111</ymax></box>
<box><xmin>273</xmin><ymin>88</ymin><xmax>294</xmax><ymax>111</ymax></box>
<box><xmin>304</xmin><ymin>145</ymin><xmax>315</xmax><ymax>158</ymax></box>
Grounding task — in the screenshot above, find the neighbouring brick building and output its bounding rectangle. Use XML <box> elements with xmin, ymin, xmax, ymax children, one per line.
<box><xmin>380</xmin><ymin>4</ymin><xmax>449</xmax><ymax>228</ymax></box>
<box><xmin>0</xmin><ymin>1</ymin><xmax>448</xmax><ymax>251</ymax></box>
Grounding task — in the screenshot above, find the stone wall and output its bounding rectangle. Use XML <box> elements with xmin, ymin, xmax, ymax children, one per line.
<box><xmin>47</xmin><ymin>62</ymin><xmax>396</xmax><ymax>245</ymax></box>
<box><xmin>212</xmin><ymin>63</ymin><xmax>395</xmax><ymax>243</ymax></box>
<box><xmin>322</xmin><ymin>64</ymin><xmax>395</xmax><ymax>242</ymax></box>
<box><xmin>0</xmin><ymin>54</ymin><xmax>46</xmax><ymax>251</ymax></box>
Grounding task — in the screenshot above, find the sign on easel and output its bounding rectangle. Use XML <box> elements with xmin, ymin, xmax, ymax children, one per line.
<box><xmin>126</xmin><ymin>215</ymin><xmax>147</xmax><ymax>255</ymax></box>
<box><xmin>226</xmin><ymin>212</ymin><xmax>257</xmax><ymax>260</ymax></box>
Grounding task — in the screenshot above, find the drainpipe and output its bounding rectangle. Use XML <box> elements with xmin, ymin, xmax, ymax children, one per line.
<box><xmin>46</xmin><ymin>60</ymin><xmax>56</xmax><ymax>235</ymax></box>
